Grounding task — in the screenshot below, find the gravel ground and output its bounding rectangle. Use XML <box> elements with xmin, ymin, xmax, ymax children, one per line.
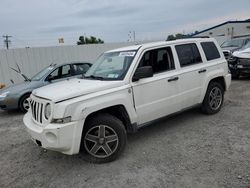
<box><xmin>0</xmin><ymin>79</ymin><xmax>250</xmax><ymax>188</ymax></box>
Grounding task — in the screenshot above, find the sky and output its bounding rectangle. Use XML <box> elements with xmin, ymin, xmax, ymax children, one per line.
<box><xmin>0</xmin><ymin>0</ymin><xmax>250</xmax><ymax>48</ymax></box>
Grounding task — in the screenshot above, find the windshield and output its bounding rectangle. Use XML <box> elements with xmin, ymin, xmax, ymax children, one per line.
<box><xmin>221</xmin><ymin>39</ymin><xmax>244</xmax><ymax>48</ymax></box>
<box><xmin>240</xmin><ymin>42</ymin><xmax>250</xmax><ymax>50</ymax></box>
<box><xmin>84</xmin><ymin>51</ymin><xmax>136</xmax><ymax>80</ymax></box>
<box><xmin>31</xmin><ymin>66</ymin><xmax>55</xmax><ymax>81</ymax></box>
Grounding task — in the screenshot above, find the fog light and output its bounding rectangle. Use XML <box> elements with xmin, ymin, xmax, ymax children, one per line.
<box><xmin>237</xmin><ymin>65</ymin><xmax>243</xmax><ymax>68</ymax></box>
<box><xmin>45</xmin><ymin>132</ymin><xmax>57</xmax><ymax>143</ymax></box>
<box><xmin>52</xmin><ymin>117</ymin><xmax>71</xmax><ymax>124</ymax></box>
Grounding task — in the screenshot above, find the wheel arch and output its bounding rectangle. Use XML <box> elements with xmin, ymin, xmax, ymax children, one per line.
<box><xmin>84</xmin><ymin>104</ymin><xmax>136</xmax><ymax>134</ymax></box>
<box><xmin>18</xmin><ymin>92</ymin><xmax>32</xmax><ymax>107</ymax></box>
<box><xmin>201</xmin><ymin>76</ymin><xmax>226</xmax><ymax>103</ymax></box>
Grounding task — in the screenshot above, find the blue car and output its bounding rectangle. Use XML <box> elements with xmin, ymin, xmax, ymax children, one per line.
<box><xmin>0</xmin><ymin>62</ymin><xmax>91</xmax><ymax>112</ymax></box>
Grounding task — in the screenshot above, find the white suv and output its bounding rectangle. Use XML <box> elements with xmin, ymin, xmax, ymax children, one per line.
<box><xmin>24</xmin><ymin>38</ymin><xmax>231</xmax><ymax>163</ymax></box>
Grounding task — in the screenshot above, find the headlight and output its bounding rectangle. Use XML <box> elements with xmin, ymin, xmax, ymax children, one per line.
<box><xmin>44</xmin><ymin>103</ymin><xmax>51</xmax><ymax>120</ymax></box>
<box><xmin>0</xmin><ymin>91</ymin><xmax>9</xmax><ymax>98</ymax></box>
<box><xmin>237</xmin><ymin>65</ymin><xmax>243</xmax><ymax>68</ymax></box>
<box><xmin>52</xmin><ymin>117</ymin><xmax>72</xmax><ymax>124</ymax></box>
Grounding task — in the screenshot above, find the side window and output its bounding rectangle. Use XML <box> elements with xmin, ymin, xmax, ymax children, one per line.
<box><xmin>47</xmin><ymin>68</ymin><xmax>60</xmax><ymax>81</ymax></box>
<box><xmin>201</xmin><ymin>42</ymin><xmax>220</xmax><ymax>61</ymax></box>
<box><xmin>175</xmin><ymin>43</ymin><xmax>202</xmax><ymax>67</ymax></box>
<box><xmin>138</xmin><ymin>47</ymin><xmax>175</xmax><ymax>74</ymax></box>
<box><xmin>61</xmin><ymin>65</ymin><xmax>71</xmax><ymax>78</ymax></box>
<box><xmin>73</xmin><ymin>64</ymin><xmax>91</xmax><ymax>75</ymax></box>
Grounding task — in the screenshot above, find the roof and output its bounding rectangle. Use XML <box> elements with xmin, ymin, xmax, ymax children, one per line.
<box><xmin>193</xmin><ymin>19</ymin><xmax>250</xmax><ymax>36</ymax></box>
<box><xmin>107</xmin><ymin>38</ymin><xmax>215</xmax><ymax>52</ymax></box>
<box><xmin>52</xmin><ymin>61</ymin><xmax>91</xmax><ymax>68</ymax></box>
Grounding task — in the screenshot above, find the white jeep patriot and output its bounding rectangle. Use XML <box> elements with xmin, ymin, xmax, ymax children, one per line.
<box><xmin>24</xmin><ymin>38</ymin><xmax>231</xmax><ymax>163</ymax></box>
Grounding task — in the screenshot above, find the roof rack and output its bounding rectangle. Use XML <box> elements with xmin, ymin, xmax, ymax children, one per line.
<box><xmin>166</xmin><ymin>36</ymin><xmax>210</xmax><ymax>41</ymax></box>
<box><xmin>187</xmin><ymin>36</ymin><xmax>210</xmax><ymax>38</ymax></box>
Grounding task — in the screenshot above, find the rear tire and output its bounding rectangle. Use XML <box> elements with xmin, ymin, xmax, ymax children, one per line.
<box><xmin>81</xmin><ymin>113</ymin><xmax>127</xmax><ymax>163</ymax></box>
<box><xmin>19</xmin><ymin>94</ymin><xmax>31</xmax><ymax>113</ymax></box>
<box><xmin>201</xmin><ymin>82</ymin><xmax>224</xmax><ymax>114</ymax></box>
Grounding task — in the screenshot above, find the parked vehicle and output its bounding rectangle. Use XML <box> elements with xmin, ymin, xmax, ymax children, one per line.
<box><xmin>0</xmin><ymin>62</ymin><xmax>91</xmax><ymax>112</ymax></box>
<box><xmin>24</xmin><ymin>38</ymin><xmax>231</xmax><ymax>163</ymax></box>
<box><xmin>228</xmin><ymin>42</ymin><xmax>250</xmax><ymax>78</ymax></box>
<box><xmin>221</xmin><ymin>37</ymin><xmax>250</xmax><ymax>60</ymax></box>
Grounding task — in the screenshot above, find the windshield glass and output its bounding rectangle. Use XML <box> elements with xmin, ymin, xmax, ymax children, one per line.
<box><xmin>84</xmin><ymin>51</ymin><xmax>136</xmax><ymax>80</ymax></box>
<box><xmin>31</xmin><ymin>66</ymin><xmax>55</xmax><ymax>81</ymax></box>
<box><xmin>221</xmin><ymin>39</ymin><xmax>244</xmax><ymax>48</ymax></box>
<box><xmin>240</xmin><ymin>42</ymin><xmax>250</xmax><ymax>50</ymax></box>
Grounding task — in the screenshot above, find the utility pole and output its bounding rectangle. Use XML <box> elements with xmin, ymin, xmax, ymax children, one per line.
<box><xmin>128</xmin><ymin>31</ymin><xmax>136</xmax><ymax>42</ymax></box>
<box><xmin>2</xmin><ymin>35</ymin><xmax>12</xmax><ymax>49</ymax></box>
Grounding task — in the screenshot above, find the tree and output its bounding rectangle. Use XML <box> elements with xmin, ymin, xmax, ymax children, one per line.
<box><xmin>167</xmin><ymin>33</ymin><xmax>186</xmax><ymax>41</ymax></box>
<box><xmin>77</xmin><ymin>35</ymin><xmax>104</xmax><ymax>45</ymax></box>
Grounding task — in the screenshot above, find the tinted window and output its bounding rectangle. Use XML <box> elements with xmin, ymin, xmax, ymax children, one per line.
<box><xmin>201</xmin><ymin>42</ymin><xmax>220</xmax><ymax>61</ymax></box>
<box><xmin>138</xmin><ymin>47</ymin><xmax>175</xmax><ymax>73</ymax></box>
<box><xmin>175</xmin><ymin>43</ymin><xmax>202</xmax><ymax>67</ymax></box>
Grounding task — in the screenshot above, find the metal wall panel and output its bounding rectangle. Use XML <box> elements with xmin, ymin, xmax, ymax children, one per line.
<box><xmin>0</xmin><ymin>43</ymin><xmax>134</xmax><ymax>86</ymax></box>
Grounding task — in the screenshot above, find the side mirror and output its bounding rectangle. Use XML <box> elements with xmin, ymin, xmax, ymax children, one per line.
<box><xmin>46</xmin><ymin>75</ymin><xmax>53</xmax><ymax>82</ymax></box>
<box><xmin>132</xmin><ymin>66</ymin><xmax>153</xmax><ymax>82</ymax></box>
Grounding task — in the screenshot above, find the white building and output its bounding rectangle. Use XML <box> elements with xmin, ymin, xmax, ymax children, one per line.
<box><xmin>193</xmin><ymin>19</ymin><xmax>250</xmax><ymax>44</ymax></box>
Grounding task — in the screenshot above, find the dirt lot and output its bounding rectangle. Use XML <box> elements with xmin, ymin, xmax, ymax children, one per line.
<box><xmin>0</xmin><ymin>79</ymin><xmax>250</xmax><ymax>188</ymax></box>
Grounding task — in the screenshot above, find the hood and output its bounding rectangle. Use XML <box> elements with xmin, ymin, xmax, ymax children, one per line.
<box><xmin>33</xmin><ymin>78</ymin><xmax>125</xmax><ymax>102</ymax></box>
<box><xmin>0</xmin><ymin>81</ymin><xmax>39</xmax><ymax>94</ymax></box>
<box><xmin>232</xmin><ymin>47</ymin><xmax>250</xmax><ymax>59</ymax></box>
<box><xmin>221</xmin><ymin>46</ymin><xmax>240</xmax><ymax>52</ymax></box>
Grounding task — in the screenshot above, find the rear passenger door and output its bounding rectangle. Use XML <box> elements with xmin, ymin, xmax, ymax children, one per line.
<box><xmin>174</xmin><ymin>43</ymin><xmax>207</xmax><ymax>109</ymax></box>
<box><xmin>132</xmin><ymin>46</ymin><xmax>181</xmax><ymax>125</ymax></box>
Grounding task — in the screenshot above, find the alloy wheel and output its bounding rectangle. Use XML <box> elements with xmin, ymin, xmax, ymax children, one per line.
<box><xmin>209</xmin><ymin>87</ymin><xmax>222</xmax><ymax>111</ymax></box>
<box><xmin>22</xmin><ymin>98</ymin><xmax>30</xmax><ymax>111</ymax></box>
<box><xmin>84</xmin><ymin>125</ymin><xmax>119</xmax><ymax>158</ymax></box>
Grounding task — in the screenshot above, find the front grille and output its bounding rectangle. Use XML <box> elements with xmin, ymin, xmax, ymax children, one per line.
<box><xmin>30</xmin><ymin>98</ymin><xmax>44</xmax><ymax>124</ymax></box>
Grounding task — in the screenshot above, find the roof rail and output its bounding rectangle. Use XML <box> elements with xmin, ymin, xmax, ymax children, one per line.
<box><xmin>188</xmin><ymin>36</ymin><xmax>210</xmax><ymax>38</ymax></box>
<box><xmin>166</xmin><ymin>36</ymin><xmax>210</xmax><ymax>41</ymax></box>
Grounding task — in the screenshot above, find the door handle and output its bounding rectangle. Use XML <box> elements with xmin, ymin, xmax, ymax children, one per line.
<box><xmin>198</xmin><ymin>69</ymin><xmax>207</xmax><ymax>73</ymax></box>
<box><xmin>168</xmin><ymin>77</ymin><xmax>179</xmax><ymax>82</ymax></box>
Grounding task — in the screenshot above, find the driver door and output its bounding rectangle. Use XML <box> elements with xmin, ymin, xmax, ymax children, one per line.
<box><xmin>132</xmin><ymin>46</ymin><xmax>181</xmax><ymax>125</ymax></box>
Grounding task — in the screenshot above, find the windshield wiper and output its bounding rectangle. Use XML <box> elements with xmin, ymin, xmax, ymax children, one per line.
<box><xmin>223</xmin><ymin>45</ymin><xmax>239</xmax><ymax>48</ymax></box>
<box><xmin>84</xmin><ymin>75</ymin><xmax>104</xmax><ymax>80</ymax></box>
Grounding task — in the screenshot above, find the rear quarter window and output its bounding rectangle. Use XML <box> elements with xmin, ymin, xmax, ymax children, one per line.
<box><xmin>201</xmin><ymin>42</ymin><xmax>221</xmax><ymax>61</ymax></box>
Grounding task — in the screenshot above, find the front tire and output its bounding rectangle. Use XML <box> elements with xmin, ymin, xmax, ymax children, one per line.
<box><xmin>201</xmin><ymin>82</ymin><xmax>224</xmax><ymax>114</ymax></box>
<box><xmin>19</xmin><ymin>94</ymin><xmax>30</xmax><ymax>113</ymax></box>
<box><xmin>81</xmin><ymin>113</ymin><xmax>127</xmax><ymax>163</ymax></box>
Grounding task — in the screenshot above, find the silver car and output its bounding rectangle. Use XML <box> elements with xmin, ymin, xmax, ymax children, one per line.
<box><xmin>0</xmin><ymin>62</ymin><xmax>91</xmax><ymax>112</ymax></box>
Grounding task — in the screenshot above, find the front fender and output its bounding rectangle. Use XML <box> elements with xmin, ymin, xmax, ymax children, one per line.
<box><xmin>62</xmin><ymin>87</ymin><xmax>138</xmax><ymax>124</ymax></box>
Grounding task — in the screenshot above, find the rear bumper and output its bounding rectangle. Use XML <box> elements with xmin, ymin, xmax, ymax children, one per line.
<box><xmin>23</xmin><ymin>112</ymin><xmax>84</xmax><ymax>155</ymax></box>
<box><xmin>224</xmin><ymin>74</ymin><xmax>231</xmax><ymax>91</ymax></box>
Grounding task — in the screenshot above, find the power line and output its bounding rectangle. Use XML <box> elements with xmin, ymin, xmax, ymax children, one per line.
<box><xmin>2</xmin><ymin>35</ymin><xmax>12</xmax><ymax>49</ymax></box>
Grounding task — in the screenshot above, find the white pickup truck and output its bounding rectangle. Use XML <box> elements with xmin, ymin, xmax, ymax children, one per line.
<box><xmin>24</xmin><ymin>38</ymin><xmax>231</xmax><ymax>163</ymax></box>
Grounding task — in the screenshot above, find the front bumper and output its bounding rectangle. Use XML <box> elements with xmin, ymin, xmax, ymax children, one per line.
<box><xmin>0</xmin><ymin>96</ymin><xmax>18</xmax><ymax>110</ymax></box>
<box><xmin>23</xmin><ymin>112</ymin><xmax>84</xmax><ymax>155</ymax></box>
<box><xmin>228</xmin><ymin>58</ymin><xmax>250</xmax><ymax>75</ymax></box>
